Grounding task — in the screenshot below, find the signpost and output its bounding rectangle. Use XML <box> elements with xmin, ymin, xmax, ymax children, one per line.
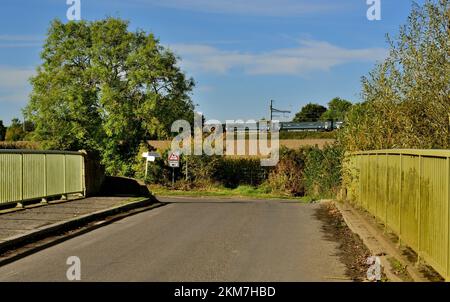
<box><xmin>168</xmin><ymin>152</ymin><xmax>180</xmax><ymax>186</ymax></box>
<box><xmin>142</xmin><ymin>152</ymin><xmax>161</xmax><ymax>179</ymax></box>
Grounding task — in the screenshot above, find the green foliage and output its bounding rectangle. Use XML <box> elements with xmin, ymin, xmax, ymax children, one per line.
<box><xmin>139</xmin><ymin>145</ymin><xmax>343</xmax><ymax>199</ymax></box>
<box><xmin>4</xmin><ymin>118</ymin><xmax>27</xmax><ymax>141</ymax></box>
<box><xmin>25</xmin><ymin>18</ymin><xmax>195</xmax><ymax>176</ymax></box>
<box><xmin>215</xmin><ymin>157</ymin><xmax>268</xmax><ymax>188</ymax></box>
<box><xmin>0</xmin><ymin>141</ymin><xmax>40</xmax><ymax>150</ymax></box>
<box><xmin>264</xmin><ymin>147</ymin><xmax>305</xmax><ymax>196</ymax></box>
<box><xmin>132</xmin><ymin>144</ymin><xmax>171</xmax><ymax>185</ymax></box>
<box><xmin>303</xmin><ymin>144</ymin><xmax>344</xmax><ymax>199</ymax></box>
<box><xmin>0</xmin><ymin>120</ymin><xmax>6</xmax><ymax>141</ymax></box>
<box><xmin>340</xmin><ymin>0</ymin><xmax>450</xmax><ymax>151</ymax></box>
<box><xmin>293</xmin><ymin>103</ymin><xmax>327</xmax><ymax>122</ymax></box>
<box><xmin>320</xmin><ymin>97</ymin><xmax>353</xmax><ymax>122</ymax></box>
<box><xmin>135</xmin><ymin>147</ymin><xmax>269</xmax><ymax>189</ymax></box>
<box><xmin>183</xmin><ymin>155</ymin><xmax>221</xmax><ymax>184</ymax></box>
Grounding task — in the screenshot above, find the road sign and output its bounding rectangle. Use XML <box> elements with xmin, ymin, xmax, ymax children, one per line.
<box><xmin>142</xmin><ymin>152</ymin><xmax>161</xmax><ymax>162</ymax></box>
<box><xmin>168</xmin><ymin>152</ymin><xmax>180</xmax><ymax>168</ymax></box>
<box><xmin>142</xmin><ymin>152</ymin><xmax>161</xmax><ymax>178</ymax></box>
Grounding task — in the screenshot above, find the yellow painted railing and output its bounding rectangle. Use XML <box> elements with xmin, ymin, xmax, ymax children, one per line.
<box><xmin>344</xmin><ymin>149</ymin><xmax>450</xmax><ymax>281</ymax></box>
<box><xmin>0</xmin><ymin>150</ymin><xmax>85</xmax><ymax>207</ymax></box>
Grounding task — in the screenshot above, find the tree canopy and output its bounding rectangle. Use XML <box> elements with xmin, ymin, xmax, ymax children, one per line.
<box><xmin>293</xmin><ymin>103</ymin><xmax>327</xmax><ymax>122</ymax></box>
<box><xmin>25</xmin><ymin>18</ymin><xmax>195</xmax><ymax>175</ymax></box>
<box><xmin>320</xmin><ymin>97</ymin><xmax>352</xmax><ymax>122</ymax></box>
<box><xmin>4</xmin><ymin>118</ymin><xmax>27</xmax><ymax>142</ymax></box>
<box><xmin>340</xmin><ymin>0</ymin><xmax>449</xmax><ymax>151</ymax></box>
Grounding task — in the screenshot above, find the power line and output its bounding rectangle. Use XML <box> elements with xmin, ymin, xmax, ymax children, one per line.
<box><xmin>269</xmin><ymin>100</ymin><xmax>291</xmax><ymax>121</ymax></box>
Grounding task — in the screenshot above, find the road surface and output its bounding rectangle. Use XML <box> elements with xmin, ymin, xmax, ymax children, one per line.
<box><xmin>0</xmin><ymin>197</ymin><xmax>348</xmax><ymax>281</ymax></box>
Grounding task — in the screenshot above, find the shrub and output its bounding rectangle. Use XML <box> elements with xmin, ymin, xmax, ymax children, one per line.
<box><xmin>215</xmin><ymin>157</ymin><xmax>269</xmax><ymax>188</ymax></box>
<box><xmin>303</xmin><ymin>144</ymin><xmax>344</xmax><ymax>199</ymax></box>
<box><xmin>264</xmin><ymin>147</ymin><xmax>305</xmax><ymax>196</ymax></box>
<box><xmin>0</xmin><ymin>141</ymin><xmax>41</xmax><ymax>150</ymax></box>
<box><xmin>138</xmin><ymin>144</ymin><xmax>345</xmax><ymax>199</ymax></box>
<box><xmin>339</xmin><ymin>1</ymin><xmax>450</xmax><ymax>151</ymax></box>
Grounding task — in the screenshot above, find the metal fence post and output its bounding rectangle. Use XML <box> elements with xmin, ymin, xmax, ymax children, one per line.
<box><xmin>398</xmin><ymin>153</ymin><xmax>403</xmax><ymax>247</ymax></box>
<box><xmin>42</xmin><ymin>153</ymin><xmax>48</xmax><ymax>204</ymax></box>
<box><xmin>359</xmin><ymin>155</ymin><xmax>362</xmax><ymax>207</ymax></box>
<box><xmin>82</xmin><ymin>154</ymin><xmax>86</xmax><ymax>197</ymax></box>
<box><xmin>385</xmin><ymin>154</ymin><xmax>388</xmax><ymax>233</ymax></box>
<box><xmin>446</xmin><ymin>156</ymin><xmax>450</xmax><ymax>281</ymax></box>
<box><xmin>17</xmin><ymin>152</ymin><xmax>24</xmax><ymax>208</ymax></box>
<box><xmin>62</xmin><ymin>154</ymin><xmax>67</xmax><ymax>200</ymax></box>
<box><xmin>376</xmin><ymin>153</ymin><xmax>379</xmax><ymax>216</ymax></box>
<box><xmin>366</xmin><ymin>155</ymin><xmax>369</xmax><ymax>210</ymax></box>
<box><xmin>417</xmin><ymin>155</ymin><xmax>423</xmax><ymax>265</ymax></box>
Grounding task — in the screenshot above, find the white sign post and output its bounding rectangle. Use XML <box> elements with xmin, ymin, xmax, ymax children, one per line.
<box><xmin>142</xmin><ymin>152</ymin><xmax>161</xmax><ymax>179</ymax></box>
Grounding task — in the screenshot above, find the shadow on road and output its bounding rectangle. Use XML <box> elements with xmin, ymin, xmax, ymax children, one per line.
<box><xmin>99</xmin><ymin>176</ymin><xmax>152</xmax><ymax>198</ymax></box>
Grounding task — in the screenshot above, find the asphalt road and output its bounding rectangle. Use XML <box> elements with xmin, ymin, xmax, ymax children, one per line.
<box><xmin>0</xmin><ymin>197</ymin><xmax>348</xmax><ymax>281</ymax></box>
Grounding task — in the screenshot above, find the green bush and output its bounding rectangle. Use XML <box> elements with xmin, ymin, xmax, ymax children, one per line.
<box><xmin>264</xmin><ymin>147</ymin><xmax>305</xmax><ymax>196</ymax></box>
<box><xmin>133</xmin><ymin>144</ymin><xmax>172</xmax><ymax>185</ymax></box>
<box><xmin>183</xmin><ymin>154</ymin><xmax>221</xmax><ymax>185</ymax></box>
<box><xmin>137</xmin><ymin>144</ymin><xmax>344</xmax><ymax>199</ymax></box>
<box><xmin>0</xmin><ymin>141</ymin><xmax>40</xmax><ymax>150</ymax></box>
<box><xmin>303</xmin><ymin>144</ymin><xmax>343</xmax><ymax>199</ymax></box>
<box><xmin>135</xmin><ymin>147</ymin><xmax>271</xmax><ymax>189</ymax></box>
<box><xmin>339</xmin><ymin>1</ymin><xmax>449</xmax><ymax>151</ymax></box>
<box><xmin>215</xmin><ymin>157</ymin><xmax>268</xmax><ymax>188</ymax></box>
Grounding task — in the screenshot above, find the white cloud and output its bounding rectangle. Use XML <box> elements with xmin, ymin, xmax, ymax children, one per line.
<box><xmin>170</xmin><ymin>39</ymin><xmax>387</xmax><ymax>76</ymax></box>
<box><xmin>0</xmin><ymin>35</ymin><xmax>43</xmax><ymax>48</ymax></box>
<box><xmin>0</xmin><ymin>67</ymin><xmax>34</xmax><ymax>103</ymax></box>
<box><xmin>0</xmin><ymin>35</ymin><xmax>43</xmax><ymax>42</ymax></box>
<box><xmin>139</xmin><ymin>0</ymin><xmax>345</xmax><ymax>16</ymax></box>
<box><xmin>0</xmin><ymin>67</ymin><xmax>34</xmax><ymax>88</ymax></box>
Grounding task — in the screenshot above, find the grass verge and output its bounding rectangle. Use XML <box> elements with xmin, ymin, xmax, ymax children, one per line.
<box><xmin>387</xmin><ymin>257</ymin><xmax>413</xmax><ymax>282</ymax></box>
<box><xmin>148</xmin><ymin>185</ymin><xmax>313</xmax><ymax>202</ymax></box>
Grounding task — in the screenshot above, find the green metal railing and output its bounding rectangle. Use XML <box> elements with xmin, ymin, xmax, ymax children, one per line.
<box><xmin>0</xmin><ymin>150</ymin><xmax>85</xmax><ymax>207</ymax></box>
<box><xmin>345</xmin><ymin>149</ymin><xmax>450</xmax><ymax>281</ymax></box>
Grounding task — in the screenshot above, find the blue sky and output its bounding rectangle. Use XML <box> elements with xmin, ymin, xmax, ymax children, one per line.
<box><xmin>0</xmin><ymin>0</ymin><xmax>421</xmax><ymax>125</ymax></box>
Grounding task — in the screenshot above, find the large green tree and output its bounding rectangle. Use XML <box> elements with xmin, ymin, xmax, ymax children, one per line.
<box><xmin>320</xmin><ymin>97</ymin><xmax>352</xmax><ymax>122</ymax></box>
<box><xmin>25</xmin><ymin>18</ymin><xmax>195</xmax><ymax>175</ymax></box>
<box><xmin>293</xmin><ymin>103</ymin><xmax>327</xmax><ymax>122</ymax></box>
<box><xmin>340</xmin><ymin>0</ymin><xmax>449</xmax><ymax>151</ymax></box>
